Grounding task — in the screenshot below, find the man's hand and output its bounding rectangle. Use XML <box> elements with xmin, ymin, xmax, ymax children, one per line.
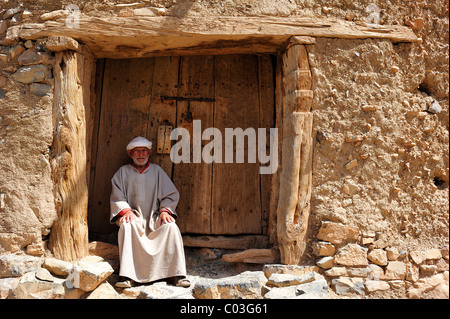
<box><xmin>120</xmin><ymin>209</ymin><xmax>136</xmax><ymax>223</ymax></box>
<box><xmin>159</xmin><ymin>211</ymin><xmax>175</xmax><ymax>225</ymax></box>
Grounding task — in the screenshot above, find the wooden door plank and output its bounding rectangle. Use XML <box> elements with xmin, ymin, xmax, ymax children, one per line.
<box><xmin>269</xmin><ymin>54</ymin><xmax>283</xmax><ymax>244</ymax></box>
<box><xmin>88</xmin><ymin>58</ymin><xmax>105</xmax><ymax>234</ymax></box>
<box><xmin>173</xmin><ymin>55</ymin><xmax>214</xmax><ymax>234</ymax></box>
<box><xmin>146</xmin><ymin>56</ymin><xmax>180</xmax><ymax>178</ymax></box>
<box><xmin>211</xmin><ymin>55</ymin><xmax>262</xmax><ymax>234</ymax></box>
<box><xmin>258</xmin><ymin>55</ymin><xmax>275</xmax><ymax>235</ymax></box>
<box><xmin>90</xmin><ymin>58</ymin><xmax>154</xmax><ymax>235</ymax></box>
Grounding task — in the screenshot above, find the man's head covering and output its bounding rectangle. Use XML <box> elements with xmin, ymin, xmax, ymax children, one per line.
<box><xmin>126</xmin><ymin>136</ymin><xmax>152</xmax><ymax>151</ymax></box>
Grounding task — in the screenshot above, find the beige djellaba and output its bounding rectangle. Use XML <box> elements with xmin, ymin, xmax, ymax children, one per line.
<box><xmin>110</xmin><ymin>163</ymin><xmax>187</xmax><ymax>283</ymax></box>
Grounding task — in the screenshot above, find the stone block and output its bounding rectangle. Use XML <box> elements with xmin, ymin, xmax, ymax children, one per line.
<box><xmin>264</xmin><ymin>277</ymin><xmax>328</xmax><ymax>299</ymax></box>
<box><xmin>0</xmin><ymin>254</ymin><xmax>42</xmax><ymax>278</ymax></box>
<box><xmin>334</xmin><ymin>244</ymin><xmax>368</xmax><ymax>267</ymax></box>
<box><xmin>138</xmin><ymin>282</ymin><xmax>194</xmax><ymax>299</ymax></box>
<box><xmin>0</xmin><ymin>277</ymin><xmax>19</xmax><ymax>299</ymax></box>
<box><xmin>385</xmin><ymin>261</ymin><xmax>406</xmax><ymax>280</ymax></box>
<box><xmin>312</xmin><ymin>241</ymin><xmax>335</xmax><ymax>256</ymax></box>
<box><xmin>324</xmin><ymin>267</ymin><xmax>347</xmax><ymax>277</ymax></box>
<box><xmin>365</xmin><ymin>280</ymin><xmax>390</xmax><ymax>293</ymax></box>
<box><xmin>8</xmin><ymin>271</ymin><xmax>66</xmax><ymax>299</ymax></box>
<box><xmin>67</xmin><ymin>261</ymin><xmax>114</xmax><ymax>292</ymax></box>
<box><xmin>18</xmin><ymin>48</ymin><xmax>53</xmax><ymax>66</ymax></box>
<box><xmin>368</xmin><ymin>249</ymin><xmax>388</xmax><ymax>266</ymax></box>
<box><xmin>408</xmin><ymin>272</ymin><xmax>449</xmax><ymax>299</ymax></box>
<box><xmin>316</xmin><ymin>256</ymin><xmax>334</xmax><ymax>269</ymax></box>
<box><xmin>263</xmin><ymin>264</ymin><xmax>319</xmax><ymax>278</ymax></box>
<box><xmin>30</xmin><ymin>83</ymin><xmax>52</xmax><ymax>97</ymax></box>
<box><xmin>332</xmin><ymin>277</ymin><xmax>365</xmax><ymax>295</ymax></box>
<box><xmin>266</xmin><ymin>272</ymin><xmax>317</xmax><ymax>288</ymax></box>
<box><xmin>11</xmin><ymin>64</ymin><xmax>50</xmax><ymax>83</ymax></box>
<box><xmin>42</xmin><ymin>257</ymin><xmax>73</xmax><ymax>277</ymax></box>
<box><xmin>87</xmin><ymin>282</ymin><xmax>122</xmax><ymax>299</ymax></box>
<box><xmin>316</xmin><ymin>221</ymin><xmax>359</xmax><ymax>245</ymax></box>
<box><xmin>193</xmin><ymin>271</ymin><xmax>267</xmax><ymax>299</ymax></box>
<box><xmin>410</xmin><ymin>248</ymin><xmax>442</xmax><ymax>265</ymax></box>
<box><xmin>386</xmin><ymin>247</ymin><xmax>400</xmax><ymax>261</ymax></box>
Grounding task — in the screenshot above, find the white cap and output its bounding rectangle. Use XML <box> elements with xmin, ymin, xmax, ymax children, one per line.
<box><xmin>126</xmin><ymin>136</ymin><xmax>152</xmax><ymax>151</ymax></box>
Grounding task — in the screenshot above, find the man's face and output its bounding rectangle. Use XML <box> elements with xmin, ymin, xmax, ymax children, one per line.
<box><xmin>129</xmin><ymin>147</ymin><xmax>151</xmax><ymax>166</ymax></box>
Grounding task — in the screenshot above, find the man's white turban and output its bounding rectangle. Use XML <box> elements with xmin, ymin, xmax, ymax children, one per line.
<box><xmin>126</xmin><ymin>136</ymin><xmax>152</xmax><ymax>151</ymax></box>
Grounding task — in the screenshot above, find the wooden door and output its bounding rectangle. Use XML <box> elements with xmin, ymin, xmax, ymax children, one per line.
<box><xmin>89</xmin><ymin>58</ymin><xmax>155</xmax><ymax>236</ymax></box>
<box><xmin>89</xmin><ymin>55</ymin><xmax>275</xmax><ymax>237</ymax></box>
<box><xmin>172</xmin><ymin>56</ymin><xmax>215</xmax><ymax>234</ymax></box>
<box><xmin>210</xmin><ymin>55</ymin><xmax>261</xmax><ymax>234</ymax></box>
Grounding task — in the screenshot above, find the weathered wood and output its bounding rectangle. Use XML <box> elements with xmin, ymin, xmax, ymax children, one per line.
<box><xmin>211</xmin><ymin>55</ymin><xmax>262</xmax><ymax>235</ymax></box>
<box><xmin>146</xmin><ymin>56</ymin><xmax>180</xmax><ymax>177</ymax></box>
<box><xmin>87</xmin><ymin>58</ymin><xmax>105</xmax><ymax>236</ymax></box>
<box><xmin>173</xmin><ymin>55</ymin><xmax>215</xmax><ymax>234</ymax></box>
<box><xmin>90</xmin><ymin>58</ymin><xmax>154</xmax><ymax>235</ymax></box>
<box><xmin>182</xmin><ymin>235</ymin><xmax>270</xmax><ymax>249</ymax></box>
<box><xmin>14</xmin><ymin>16</ymin><xmax>419</xmax><ymax>58</ymax></box>
<box><xmin>283</xmin><ymin>90</ymin><xmax>314</xmax><ymax>113</ymax></box>
<box><xmin>88</xmin><ymin>55</ymin><xmax>275</xmax><ymax>236</ymax></box>
<box><xmin>276</xmin><ymin>41</ymin><xmax>314</xmax><ymax>265</ymax></box>
<box><xmin>285</xmin><ymin>36</ymin><xmax>316</xmax><ymax>48</ymax></box>
<box><xmin>282</xmin><ymin>43</ymin><xmax>310</xmax><ymax>74</ymax></box>
<box><xmin>222</xmin><ymin>248</ymin><xmax>280</xmax><ymax>264</ymax></box>
<box><xmin>276</xmin><ymin>112</ymin><xmax>313</xmax><ymax>265</ymax></box>
<box><xmin>283</xmin><ymin>69</ymin><xmax>312</xmax><ymax>92</ymax></box>
<box><xmin>156</xmin><ymin>125</ymin><xmax>173</xmax><ymax>154</ymax></box>
<box><xmin>49</xmin><ymin>49</ymin><xmax>94</xmax><ymax>261</ymax></box>
<box><xmin>258</xmin><ymin>55</ymin><xmax>275</xmax><ymax>235</ymax></box>
<box><xmin>268</xmin><ymin>54</ymin><xmax>283</xmax><ymax>245</ymax></box>
<box><xmin>297</xmin><ymin>116</ymin><xmax>313</xmax><ymax>251</ymax></box>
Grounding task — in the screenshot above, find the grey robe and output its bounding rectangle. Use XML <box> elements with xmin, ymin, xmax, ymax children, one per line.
<box><xmin>110</xmin><ymin>163</ymin><xmax>186</xmax><ymax>283</ymax></box>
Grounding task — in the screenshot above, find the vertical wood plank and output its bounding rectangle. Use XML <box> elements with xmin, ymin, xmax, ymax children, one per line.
<box><xmin>269</xmin><ymin>54</ymin><xmax>283</xmax><ymax>244</ymax></box>
<box><xmin>88</xmin><ymin>58</ymin><xmax>105</xmax><ymax>232</ymax></box>
<box><xmin>173</xmin><ymin>55</ymin><xmax>214</xmax><ymax>234</ymax></box>
<box><xmin>212</xmin><ymin>55</ymin><xmax>262</xmax><ymax>234</ymax></box>
<box><xmin>258</xmin><ymin>55</ymin><xmax>275</xmax><ymax>235</ymax></box>
<box><xmin>90</xmin><ymin>58</ymin><xmax>154</xmax><ymax>235</ymax></box>
<box><xmin>146</xmin><ymin>56</ymin><xmax>180</xmax><ymax>178</ymax></box>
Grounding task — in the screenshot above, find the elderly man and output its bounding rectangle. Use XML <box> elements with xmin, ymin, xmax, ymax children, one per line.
<box><xmin>110</xmin><ymin>136</ymin><xmax>189</xmax><ymax>288</ymax></box>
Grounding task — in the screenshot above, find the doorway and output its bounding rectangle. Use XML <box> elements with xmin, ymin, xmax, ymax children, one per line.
<box><xmin>88</xmin><ymin>54</ymin><xmax>275</xmax><ymax>241</ymax></box>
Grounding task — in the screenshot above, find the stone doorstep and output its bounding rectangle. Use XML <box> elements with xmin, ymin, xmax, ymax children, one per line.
<box><xmin>0</xmin><ymin>253</ymin><xmax>115</xmax><ymax>299</ymax></box>
<box><xmin>2</xmin><ymin>250</ymin><xmax>446</xmax><ymax>299</ymax></box>
<box><xmin>191</xmin><ymin>266</ymin><xmax>329</xmax><ymax>299</ymax></box>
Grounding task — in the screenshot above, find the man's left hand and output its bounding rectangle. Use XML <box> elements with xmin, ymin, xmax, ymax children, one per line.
<box><xmin>159</xmin><ymin>211</ymin><xmax>175</xmax><ymax>224</ymax></box>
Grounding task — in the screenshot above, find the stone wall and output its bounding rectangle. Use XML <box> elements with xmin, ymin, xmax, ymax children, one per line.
<box><xmin>312</xmin><ymin>221</ymin><xmax>448</xmax><ymax>298</ymax></box>
<box><xmin>0</xmin><ymin>12</ymin><xmax>56</xmax><ymax>255</ymax></box>
<box><xmin>307</xmin><ymin>36</ymin><xmax>448</xmax><ymax>260</ymax></box>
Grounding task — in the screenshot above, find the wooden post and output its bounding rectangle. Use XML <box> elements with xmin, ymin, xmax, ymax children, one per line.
<box><xmin>48</xmin><ymin>41</ymin><xmax>94</xmax><ymax>261</ymax></box>
<box><xmin>276</xmin><ymin>37</ymin><xmax>314</xmax><ymax>265</ymax></box>
<box><xmin>268</xmin><ymin>53</ymin><xmax>283</xmax><ymax>245</ymax></box>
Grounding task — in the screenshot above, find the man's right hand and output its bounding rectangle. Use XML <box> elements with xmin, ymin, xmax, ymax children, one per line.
<box><xmin>120</xmin><ymin>209</ymin><xmax>136</xmax><ymax>223</ymax></box>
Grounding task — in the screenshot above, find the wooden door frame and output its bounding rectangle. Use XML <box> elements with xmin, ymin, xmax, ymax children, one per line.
<box><xmin>24</xmin><ymin>16</ymin><xmax>418</xmax><ymax>263</ymax></box>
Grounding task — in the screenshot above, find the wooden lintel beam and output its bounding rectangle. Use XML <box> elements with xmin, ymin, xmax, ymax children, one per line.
<box><xmin>7</xmin><ymin>16</ymin><xmax>420</xmax><ymax>58</ymax></box>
